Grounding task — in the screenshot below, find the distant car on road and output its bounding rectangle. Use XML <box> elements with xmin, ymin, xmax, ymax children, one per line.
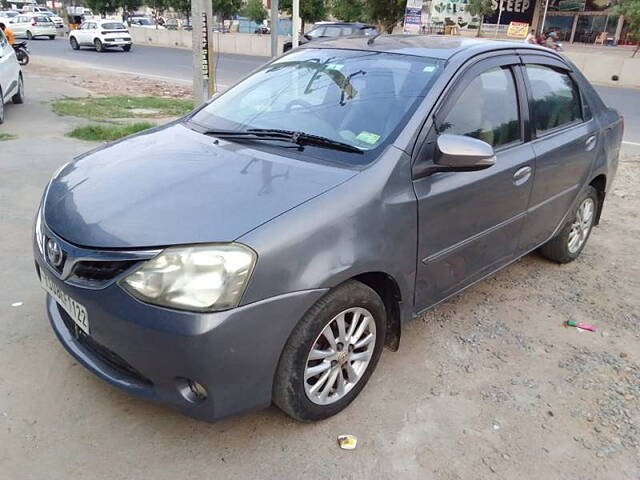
<box><xmin>0</xmin><ymin>25</ymin><xmax>24</xmax><ymax>123</ymax></box>
<box><xmin>0</xmin><ymin>10</ymin><xmax>20</xmax><ymax>23</ymax></box>
<box><xmin>8</xmin><ymin>13</ymin><xmax>56</xmax><ymax>40</ymax></box>
<box><xmin>69</xmin><ymin>20</ymin><xmax>132</xmax><ymax>52</ymax></box>
<box><xmin>283</xmin><ymin>22</ymin><xmax>377</xmax><ymax>52</ymax></box>
<box><xmin>40</xmin><ymin>11</ymin><xmax>65</xmax><ymax>29</ymax></box>
<box><xmin>34</xmin><ymin>36</ymin><xmax>622</xmax><ymax>423</ymax></box>
<box><xmin>129</xmin><ymin>16</ymin><xmax>164</xmax><ymax>29</ymax></box>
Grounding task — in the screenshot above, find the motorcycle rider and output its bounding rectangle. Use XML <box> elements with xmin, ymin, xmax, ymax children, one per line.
<box><xmin>0</xmin><ymin>22</ymin><xmax>16</xmax><ymax>45</ymax></box>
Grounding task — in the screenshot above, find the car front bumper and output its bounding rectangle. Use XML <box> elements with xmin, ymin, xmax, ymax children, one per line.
<box><xmin>35</xmin><ymin>246</ymin><xmax>326</xmax><ymax>421</ymax></box>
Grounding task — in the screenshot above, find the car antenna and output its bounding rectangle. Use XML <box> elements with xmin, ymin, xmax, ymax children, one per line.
<box><xmin>367</xmin><ymin>33</ymin><xmax>383</xmax><ymax>46</ymax></box>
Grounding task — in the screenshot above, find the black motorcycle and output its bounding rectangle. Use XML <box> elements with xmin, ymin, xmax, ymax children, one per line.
<box><xmin>13</xmin><ymin>41</ymin><xmax>29</xmax><ymax>66</ymax></box>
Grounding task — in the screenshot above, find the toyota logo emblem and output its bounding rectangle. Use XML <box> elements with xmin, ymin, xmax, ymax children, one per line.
<box><xmin>46</xmin><ymin>239</ymin><xmax>64</xmax><ymax>268</ymax></box>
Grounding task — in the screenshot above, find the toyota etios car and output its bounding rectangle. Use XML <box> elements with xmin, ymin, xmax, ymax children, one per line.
<box><xmin>34</xmin><ymin>36</ymin><xmax>622</xmax><ymax>422</ymax></box>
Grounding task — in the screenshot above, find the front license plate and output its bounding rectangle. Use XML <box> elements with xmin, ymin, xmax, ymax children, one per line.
<box><xmin>40</xmin><ymin>271</ymin><xmax>89</xmax><ymax>335</ymax></box>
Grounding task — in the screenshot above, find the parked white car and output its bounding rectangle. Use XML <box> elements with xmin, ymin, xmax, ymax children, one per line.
<box><xmin>69</xmin><ymin>20</ymin><xmax>132</xmax><ymax>52</ymax></box>
<box><xmin>0</xmin><ymin>27</ymin><xmax>24</xmax><ymax>123</ymax></box>
<box><xmin>9</xmin><ymin>13</ymin><xmax>57</xmax><ymax>39</ymax></box>
<box><xmin>0</xmin><ymin>11</ymin><xmax>20</xmax><ymax>23</ymax></box>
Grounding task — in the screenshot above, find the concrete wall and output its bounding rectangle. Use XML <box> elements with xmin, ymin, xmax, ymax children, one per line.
<box><xmin>128</xmin><ymin>28</ymin><xmax>640</xmax><ymax>88</ymax></box>
<box><xmin>563</xmin><ymin>51</ymin><xmax>640</xmax><ymax>88</ymax></box>
<box><xmin>128</xmin><ymin>27</ymin><xmax>287</xmax><ymax>56</ymax></box>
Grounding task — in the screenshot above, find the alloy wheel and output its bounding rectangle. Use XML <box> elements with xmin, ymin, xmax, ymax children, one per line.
<box><xmin>304</xmin><ymin>307</ymin><xmax>376</xmax><ymax>406</ymax></box>
<box><xmin>568</xmin><ymin>197</ymin><xmax>595</xmax><ymax>254</ymax></box>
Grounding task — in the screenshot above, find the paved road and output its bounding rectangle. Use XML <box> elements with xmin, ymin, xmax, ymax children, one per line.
<box><xmin>28</xmin><ymin>37</ymin><xmax>268</xmax><ymax>89</ymax></box>
<box><xmin>30</xmin><ymin>37</ymin><xmax>640</xmax><ymax>144</ymax></box>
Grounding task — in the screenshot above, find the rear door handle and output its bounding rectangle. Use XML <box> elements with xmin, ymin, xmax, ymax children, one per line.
<box><xmin>585</xmin><ymin>135</ymin><xmax>597</xmax><ymax>151</ymax></box>
<box><xmin>513</xmin><ymin>166</ymin><xmax>532</xmax><ymax>186</ymax></box>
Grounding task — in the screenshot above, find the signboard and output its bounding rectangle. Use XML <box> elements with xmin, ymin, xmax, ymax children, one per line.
<box><xmin>558</xmin><ymin>0</ymin><xmax>586</xmax><ymax>11</ymax></box>
<box><xmin>507</xmin><ymin>21</ymin><xmax>529</xmax><ymax>37</ymax></box>
<box><xmin>403</xmin><ymin>0</ymin><xmax>423</xmax><ymax>34</ymax></box>
<box><xmin>485</xmin><ymin>0</ymin><xmax>534</xmax><ymax>26</ymax></box>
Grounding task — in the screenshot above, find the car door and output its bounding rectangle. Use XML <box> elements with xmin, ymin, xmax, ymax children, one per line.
<box><xmin>0</xmin><ymin>30</ymin><xmax>13</xmax><ymax>97</ymax></box>
<box><xmin>11</xmin><ymin>15</ymin><xmax>28</xmax><ymax>36</ymax></box>
<box><xmin>516</xmin><ymin>55</ymin><xmax>600</xmax><ymax>252</ymax></box>
<box><xmin>77</xmin><ymin>23</ymin><xmax>91</xmax><ymax>44</ymax></box>
<box><xmin>412</xmin><ymin>54</ymin><xmax>536</xmax><ymax>311</ymax></box>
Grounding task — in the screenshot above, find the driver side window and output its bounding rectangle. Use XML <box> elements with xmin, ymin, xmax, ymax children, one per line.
<box><xmin>441</xmin><ymin>66</ymin><xmax>521</xmax><ymax>148</ymax></box>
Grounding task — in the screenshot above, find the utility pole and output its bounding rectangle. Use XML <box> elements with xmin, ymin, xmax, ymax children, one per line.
<box><xmin>192</xmin><ymin>0</ymin><xmax>215</xmax><ymax>105</ymax></box>
<box><xmin>270</xmin><ymin>0</ymin><xmax>279</xmax><ymax>57</ymax></box>
<box><xmin>494</xmin><ymin>0</ymin><xmax>503</xmax><ymax>38</ymax></box>
<box><xmin>292</xmin><ymin>0</ymin><xmax>299</xmax><ymax>49</ymax></box>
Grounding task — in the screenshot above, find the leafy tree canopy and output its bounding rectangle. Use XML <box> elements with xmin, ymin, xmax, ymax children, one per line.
<box><xmin>331</xmin><ymin>0</ymin><xmax>367</xmax><ymax>23</ymax></box>
<box><xmin>243</xmin><ymin>0</ymin><xmax>268</xmax><ymax>23</ymax></box>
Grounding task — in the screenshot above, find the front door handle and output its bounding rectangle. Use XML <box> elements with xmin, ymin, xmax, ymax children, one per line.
<box><xmin>585</xmin><ymin>135</ymin><xmax>597</xmax><ymax>151</ymax></box>
<box><xmin>513</xmin><ymin>166</ymin><xmax>532</xmax><ymax>186</ymax></box>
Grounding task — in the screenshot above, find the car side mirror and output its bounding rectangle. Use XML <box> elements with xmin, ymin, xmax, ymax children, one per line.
<box><xmin>413</xmin><ymin>134</ymin><xmax>496</xmax><ymax>179</ymax></box>
<box><xmin>303</xmin><ymin>33</ymin><xmax>311</xmax><ymax>40</ymax></box>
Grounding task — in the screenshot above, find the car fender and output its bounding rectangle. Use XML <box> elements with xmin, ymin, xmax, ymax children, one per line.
<box><xmin>237</xmin><ymin>145</ymin><xmax>418</xmax><ymax>324</ymax></box>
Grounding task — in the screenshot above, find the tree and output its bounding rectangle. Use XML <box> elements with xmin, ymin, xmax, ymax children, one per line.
<box><xmin>84</xmin><ymin>0</ymin><xmax>118</xmax><ymax>17</ymax></box>
<box><xmin>365</xmin><ymin>0</ymin><xmax>405</xmax><ymax>33</ymax></box>
<box><xmin>243</xmin><ymin>0</ymin><xmax>268</xmax><ymax>24</ymax></box>
<box><xmin>280</xmin><ymin>0</ymin><xmax>327</xmax><ymax>33</ymax></box>
<box><xmin>166</xmin><ymin>0</ymin><xmax>191</xmax><ymax>22</ymax></box>
<box><xmin>331</xmin><ymin>0</ymin><xmax>367</xmax><ymax>23</ymax></box>
<box><xmin>212</xmin><ymin>0</ymin><xmax>243</xmax><ymax>21</ymax></box>
<box><xmin>467</xmin><ymin>0</ymin><xmax>493</xmax><ymax>37</ymax></box>
<box><xmin>615</xmin><ymin>0</ymin><xmax>640</xmax><ymax>57</ymax></box>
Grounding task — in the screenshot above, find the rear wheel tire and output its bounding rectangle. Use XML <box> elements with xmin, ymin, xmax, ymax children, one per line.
<box><xmin>273</xmin><ymin>280</ymin><xmax>386</xmax><ymax>421</ymax></box>
<box><xmin>94</xmin><ymin>39</ymin><xmax>103</xmax><ymax>52</ymax></box>
<box><xmin>48</xmin><ymin>35</ymin><xmax>55</xmax><ymax>40</ymax></box>
<box><xmin>70</xmin><ymin>37</ymin><xmax>79</xmax><ymax>50</ymax></box>
<box><xmin>539</xmin><ymin>186</ymin><xmax>598</xmax><ymax>263</ymax></box>
<box><xmin>26</xmin><ymin>31</ymin><xmax>33</xmax><ymax>40</ymax></box>
<box><xmin>11</xmin><ymin>75</ymin><xmax>24</xmax><ymax>104</ymax></box>
<box><xmin>122</xmin><ymin>45</ymin><xmax>131</xmax><ymax>52</ymax></box>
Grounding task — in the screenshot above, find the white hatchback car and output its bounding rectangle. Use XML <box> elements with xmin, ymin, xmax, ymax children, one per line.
<box><xmin>0</xmin><ymin>27</ymin><xmax>24</xmax><ymax>123</ymax></box>
<box><xmin>9</xmin><ymin>13</ymin><xmax>57</xmax><ymax>39</ymax></box>
<box><xmin>69</xmin><ymin>20</ymin><xmax>132</xmax><ymax>52</ymax></box>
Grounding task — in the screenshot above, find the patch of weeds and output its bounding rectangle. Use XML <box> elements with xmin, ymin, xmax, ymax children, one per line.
<box><xmin>66</xmin><ymin>122</ymin><xmax>155</xmax><ymax>142</ymax></box>
<box><xmin>52</xmin><ymin>96</ymin><xmax>193</xmax><ymax>120</ymax></box>
<box><xmin>0</xmin><ymin>133</ymin><xmax>16</xmax><ymax>141</ymax></box>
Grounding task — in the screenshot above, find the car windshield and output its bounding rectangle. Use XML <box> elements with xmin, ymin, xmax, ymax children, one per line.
<box><xmin>190</xmin><ymin>49</ymin><xmax>444</xmax><ymax>165</ymax></box>
<box><xmin>102</xmin><ymin>22</ymin><xmax>126</xmax><ymax>29</ymax></box>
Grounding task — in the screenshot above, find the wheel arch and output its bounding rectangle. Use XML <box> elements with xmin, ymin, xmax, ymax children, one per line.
<box><xmin>352</xmin><ymin>272</ymin><xmax>402</xmax><ymax>351</ymax></box>
<box><xmin>589</xmin><ymin>174</ymin><xmax>606</xmax><ymax>225</ymax></box>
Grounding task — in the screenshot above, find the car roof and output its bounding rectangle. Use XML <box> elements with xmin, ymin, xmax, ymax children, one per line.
<box><xmin>302</xmin><ymin>34</ymin><xmax>554</xmax><ymax>60</ymax></box>
<box><xmin>313</xmin><ymin>22</ymin><xmax>374</xmax><ymax>28</ymax></box>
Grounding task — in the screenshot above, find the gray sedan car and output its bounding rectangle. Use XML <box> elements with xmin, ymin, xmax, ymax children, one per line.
<box><xmin>34</xmin><ymin>35</ymin><xmax>622</xmax><ymax>422</ymax></box>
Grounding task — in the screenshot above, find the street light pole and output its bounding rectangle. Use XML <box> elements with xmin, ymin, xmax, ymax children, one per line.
<box><xmin>541</xmin><ymin>0</ymin><xmax>550</xmax><ymax>34</ymax></box>
<box><xmin>270</xmin><ymin>0</ymin><xmax>279</xmax><ymax>57</ymax></box>
<box><xmin>292</xmin><ymin>0</ymin><xmax>299</xmax><ymax>49</ymax></box>
<box><xmin>495</xmin><ymin>0</ymin><xmax>504</xmax><ymax>38</ymax></box>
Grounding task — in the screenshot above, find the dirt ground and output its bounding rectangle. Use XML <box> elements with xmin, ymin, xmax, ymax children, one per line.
<box><xmin>0</xmin><ymin>68</ymin><xmax>638</xmax><ymax>480</ymax></box>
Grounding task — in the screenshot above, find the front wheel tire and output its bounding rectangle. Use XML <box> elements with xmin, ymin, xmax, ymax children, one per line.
<box><xmin>122</xmin><ymin>45</ymin><xmax>131</xmax><ymax>52</ymax></box>
<box><xmin>12</xmin><ymin>75</ymin><xmax>24</xmax><ymax>104</ymax></box>
<box><xmin>26</xmin><ymin>31</ymin><xmax>33</xmax><ymax>40</ymax></box>
<box><xmin>70</xmin><ymin>37</ymin><xmax>79</xmax><ymax>50</ymax></box>
<box><xmin>94</xmin><ymin>39</ymin><xmax>103</xmax><ymax>52</ymax></box>
<box><xmin>539</xmin><ymin>186</ymin><xmax>598</xmax><ymax>263</ymax></box>
<box><xmin>273</xmin><ymin>280</ymin><xmax>386</xmax><ymax>421</ymax></box>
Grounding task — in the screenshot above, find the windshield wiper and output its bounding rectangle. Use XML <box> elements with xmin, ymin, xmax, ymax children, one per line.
<box><xmin>202</xmin><ymin>128</ymin><xmax>363</xmax><ymax>154</ymax></box>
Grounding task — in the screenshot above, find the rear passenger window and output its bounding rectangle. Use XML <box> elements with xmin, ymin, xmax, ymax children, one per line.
<box><xmin>441</xmin><ymin>67</ymin><xmax>520</xmax><ymax>148</ymax></box>
<box><xmin>526</xmin><ymin>65</ymin><xmax>581</xmax><ymax>134</ymax></box>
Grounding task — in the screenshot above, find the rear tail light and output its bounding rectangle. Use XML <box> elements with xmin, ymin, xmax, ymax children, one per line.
<box><xmin>31</xmin><ymin>20</ymin><xmax>37</xmax><ymax>26</ymax></box>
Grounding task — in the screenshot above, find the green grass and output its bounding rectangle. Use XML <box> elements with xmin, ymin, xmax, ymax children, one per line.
<box><xmin>52</xmin><ymin>96</ymin><xmax>194</xmax><ymax>120</ymax></box>
<box><xmin>0</xmin><ymin>133</ymin><xmax>16</xmax><ymax>141</ymax></box>
<box><xmin>66</xmin><ymin>122</ymin><xmax>155</xmax><ymax>142</ymax></box>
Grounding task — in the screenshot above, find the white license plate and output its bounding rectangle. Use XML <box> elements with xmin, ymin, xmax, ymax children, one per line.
<box><xmin>40</xmin><ymin>271</ymin><xmax>89</xmax><ymax>335</ymax></box>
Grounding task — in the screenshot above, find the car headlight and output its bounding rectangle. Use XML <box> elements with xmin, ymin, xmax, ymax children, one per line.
<box><xmin>120</xmin><ymin>243</ymin><xmax>256</xmax><ymax>312</ymax></box>
<box><xmin>35</xmin><ymin>206</ymin><xmax>45</xmax><ymax>256</ymax></box>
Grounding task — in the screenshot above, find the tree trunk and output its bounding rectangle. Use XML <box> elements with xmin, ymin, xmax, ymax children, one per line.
<box><xmin>633</xmin><ymin>43</ymin><xmax>639</xmax><ymax>58</ymax></box>
<box><xmin>477</xmin><ymin>16</ymin><xmax>483</xmax><ymax>37</ymax></box>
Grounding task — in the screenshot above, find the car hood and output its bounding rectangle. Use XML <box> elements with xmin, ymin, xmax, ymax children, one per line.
<box><xmin>44</xmin><ymin>123</ymin><xmax>357</xmax><ymax>248</ymax></box>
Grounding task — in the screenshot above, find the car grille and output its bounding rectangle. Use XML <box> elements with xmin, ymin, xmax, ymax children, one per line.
<box><xmin>58</xmin><ymin>306</ymin><xmax>152</xmax><ymax>386</ymax></box>
<box><xmin>70</xmin><ymin>260</ymin><xmax>139</xmax><ymax>283</ymax></box>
